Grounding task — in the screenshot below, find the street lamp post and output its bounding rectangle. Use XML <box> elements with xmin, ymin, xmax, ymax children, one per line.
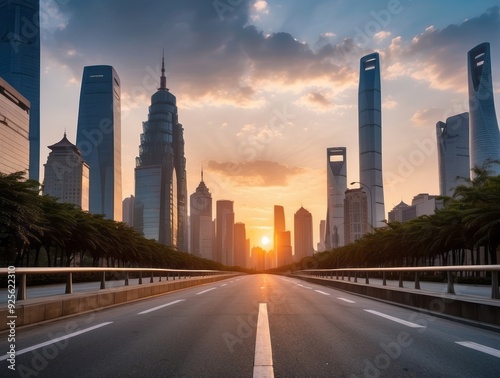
<box><xmin>350</xmin><ymin>181</ymin><xmax>374</xmax><ymax>231</ymax></box>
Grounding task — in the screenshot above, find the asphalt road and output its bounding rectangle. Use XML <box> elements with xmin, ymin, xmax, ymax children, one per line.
<box><xmin>1</xmin><ymin>274</ymin><xmax>499</xmax><ymax>377</ymax></box>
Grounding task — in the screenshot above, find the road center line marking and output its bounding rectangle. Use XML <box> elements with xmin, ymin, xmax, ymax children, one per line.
<box><xmin>0</xmin><ymin>322</ymin><xmax>113</xmax><ymax>361</ymax></box>
<box><xmin>456</xmin><ymin>341</ymin><xmax>500</xmax><ymax>358</ymax></box>
<box><xmin>337</xmin><ymin>297</ymin><xmax>356</xmax><ymax>303</ymax></box>
<box><xmin>196</xmin><ymin>287</ymin><xmax>217</xmax><ymax>295</ymax></box>
<box><xmin>138</xmin><ymin>299</ymin><xmax>185</xmax><ymax>314</ymax></box>
<box><xmin>364</xmin><ymin>310</ymin><xmax>425</xmax><ymax>328</ymax></box>
<box><xmin>220</xmin><ymin>284</ymin><xmax>227</xmax><ymax>287</ymax></box>
<box><xmin>253</xmin><ymin>303</ymin><xmax>274</xmax><ymax>378</ymax></box>
<box><xmin>314</xmin><ymin>290</ymin><xmax>330</xmax><ymax>296</ymax></box>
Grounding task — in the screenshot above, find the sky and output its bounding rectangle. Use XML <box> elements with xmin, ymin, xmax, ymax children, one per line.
<box><xmin>38</xmin><ymin>0</ymin><xmax>500</xmax><ymax>250</ymax></box>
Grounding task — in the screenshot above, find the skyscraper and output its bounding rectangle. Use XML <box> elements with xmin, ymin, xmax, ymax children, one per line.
<box><xmin>325</xmin><ymin>147</ymin><xmax>347</xmax><ymax>249</ymax></box>
<box><xmin>43</xmin><ymin>133</ymin><xmax>89</xmax><ymax>211</ymax></box>
<box><xmin>0</xmin><ymin>0</ymin><xmax>40</xmax><ymax>181</ymax></box>
<box><xmin>0</xmin><ymin>77</ymin><xmax>30</xmax><ymax>175</ymax></box>
<box><xmin>467</xmin><ymin>42</ymin><xmax>500</xmax><ymax>176</ymax></box>
<box><xmin>215</xmin><ymin>200</ymin><xmax>234</xmax><ymax>265</ymax></box>
<box><xmin>234</xmin><ymin>222</ymin><xmax>246</xmax><ymax>268</ymax></box>
<box><xmin>436</xmin><ymin>113</ymin><xmax>470</xmax><ymax>196</ymax></box>
<box><xmin>76</xmin><ymin>65</ymin><xmax>122</xmax><ymax>220</ymax></box>
<box><xmin>344</xmin><ymin>188</ymin><xmax>368</xmax><ymax>244</ymax></box>
<box><xmin>122</xmin><ymin>195</ymin><xmax>135</xmax><ymax>227</ymax></box>
<box><xmin>294</xmin><ymin>206</ymin><xmax>313</xmax><ymax>261</ymax></box>
<box><xmin>190</xmin><ymin>169</ymin><xmax>213</xmax><ymax>259</ymax></box>
<box><xmin>134</xmin><ymin>58</ymin><xmax>188</xmax><ymax>249</ymax></box>
<box><xmin>273</xmin><ymin>205</ymin><xmax>286</xmax><ymax>267</ymax></box>
<box><xmin>359</xmin><ymin>52</ymin><xmax>385</xmax><ymax>228</ymax></box>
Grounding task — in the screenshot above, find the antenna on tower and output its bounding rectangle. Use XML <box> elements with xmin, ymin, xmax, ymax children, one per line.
<box><xmin>160</xmin><ymin>49</ymin><xmax>168</xmax><ymax>90</ymax></box>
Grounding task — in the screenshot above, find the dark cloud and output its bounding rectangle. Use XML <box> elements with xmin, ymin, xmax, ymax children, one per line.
<box><xmin>383</xmin><ymin>6</ymin><xmax>500</xmax><ymax>91</ymax></box>
<box><xmin>307</xmin><ymin>92</ymin><xmax>330</xmax><ymax>107</ymax></box>
<box><xmin>46</xmin><ymin>0</ymin><xmax>360</xmax><ymax>106</ymax></box>
<box><xmin>206</xmin><ymin>160</ymin><xmax>304</xmax><ymax>186</ymax></box>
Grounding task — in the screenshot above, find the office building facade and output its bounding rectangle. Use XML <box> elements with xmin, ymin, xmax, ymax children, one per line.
<box><xmin>134</xmin><ymin>58</ymin><xmax>188</xmax><ymax>249</ymax></box>
<box><xmin>122</xmin><ymin>195</ymin><xmax>135</xmax><ymax>227</ymax></box>
<box><xmin>190</xmin><ymin>171</ymin><xmax>213</xmax><ymax>259</ymax></box>
<box><xmin>43</xmin><ymin>133</ymin><xmax>89</xmax><ymax>210</ymax></box>
<box><xmin>294</xmin><ymin>206</ymin><xmax>313</xmax><ymax>262</ymax></box>
<box><xmin>344</xmin><ymin>188</ymin><xmax>369</xmax><ymax>244</ymax></box>
<box><xmin>467</xmin><ymin>42</ymin><xmax>500</xmax><ymax>176</ymax></box>
<box><xmin>0</xmin><ymin>77</ymin><xmax>30</xmax><ymax>174</ymax></box>
<box><xmin>76</xmin><ymin>65</ymin><xmax>122</xmax><ymax>220</ymax></box>
<box><xmin>325</xmin><ymin>147</ymin><xmax>347</xmax><ymax>249</ymax></box>
<box><xmin>273</xmin><ymin>205</ymin><xmax>286</xmax><ymax>268</ymax></box>
<box><xmin>436</xmin><ymin>113</ymin><xmax>470</xmax><ymax>196</ymax></box>
<box><xmin>0</xmin><ymin>0</ymin><xmax>40</xmax><ymax>181</ymax></box>
<box><xmin>234</xmin><ymin>222</ymin><xmax>247</xmax><ymax>268</ymax></box>
<box><xmin>359</xmin><ymin>53</ymin><xmax>385</xmax><ymax>228</ymax></box>
<box><xmin>215</xmin><ymin>200</ymin><xmax>234</xmax><ymax>265</ymax></box>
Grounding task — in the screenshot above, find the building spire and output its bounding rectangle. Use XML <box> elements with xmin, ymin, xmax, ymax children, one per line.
<box><xmin>160</xmin><ymin>50</ymin><xmax>167</xmax><ymax>90</ymax></box>
<box><xmin>201</xmin><ymin>162</ymin><xmax>204</xmax><ymax>182</ymax></box>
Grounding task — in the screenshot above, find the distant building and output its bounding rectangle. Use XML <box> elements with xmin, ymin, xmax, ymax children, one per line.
<box><xmin>325</xmin><ymin>147</ymin><xmax>347</xmax><ymax>249</ymax></box>
<box><xmin>467</xmin><ymin>42</ymin><xmax>500</xmax><ymax>176</ymax></box>
<box><xmin>359</xmin><ymin>52</ymin><xmax>385</xmax><ymax>227</ymax></box>
<box><xmin>344</xmin><ymin>188</ymin><xmax>369</xmax><ymax>244</ymax></box>
<box><xmin>277</xmin><ymin>231</ymin><xmax>292</xmax><ymax>266</ymax></box>
<box><xmin>273</xmin><ymin>205</ymin><xmax>286</xmax><ymax>268</ymax></box>
<box><xmin>317</xmin><ymin>220</ymin><xmax>326</xmax><ymax>252</ymax></box>
<box><xmin>0</xmin><ymin>0</ymin><xmax>40</xmax><ymax>181</ymax></box>
<box><xmin>436</xmin><ymin>113</ymin><xmax>470</xmax><ymax>196</ymax></box>
<box><xmin>234</xmin><ymin>222</ymin><xmax>246</xmax><ymax>268</ymax></box>
<box><xmin>252</xmin><ymin>246</ymin><xmax>266</xmax><ymax>271</ymax></box>
<box><xmin>216</xmin><ymin>200</ymin><xmax>234</xmax><ymax>265</ymax></box>
<box><xmin>294</xmin><ymin>206</ymin><xmax>313</xmax><ymax>261</ymax></box>
<box><xmin>0</xmin><ymin>77</ymin><xmax>30</xmax><ymax>175</ymax></box>
<box><xmin>402</xmin><ymin>193</ymin><xmax>444</xmax><ymax>222</ymax></box>
<box><xmin>122</xmin><ymin>195</ymin><xmax>135</xmax><ymax>227</ymax></box>
<box><xmin>388</xmin><ymin>201</ymin><xmax>410</xmax><ymax>223</ymax></box>
<box><xmin>76</xmin><ymin>65</ymin><xmax>122</xmax><ymax>220</ymax></box>
<box><xmin>190</xmin><ymin>170</ymin><xmax>213</xmax><ymax>260</ymax></box>
<box><xmin>43</xmin><ymin>133</ymin><xmax>89</xmax><ymax>211</ymax></box>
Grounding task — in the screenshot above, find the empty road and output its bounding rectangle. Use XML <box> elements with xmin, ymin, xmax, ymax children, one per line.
<box><xmin>1</xmin><ymin>274</ymin><xmax>499</xmax><ymax>377</ymax></box>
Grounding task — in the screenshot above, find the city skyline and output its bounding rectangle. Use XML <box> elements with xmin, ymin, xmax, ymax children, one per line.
<box><xmin>36</xmin><ymin>1</ymin><xmax>500</xmax><ymax>248</ymax></box>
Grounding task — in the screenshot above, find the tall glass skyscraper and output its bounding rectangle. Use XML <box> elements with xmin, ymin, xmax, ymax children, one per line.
<box><xmin>76</xmin><ymin>65</ymin><xmax>122</xmax><ymax>220</ymax></box>
<box><xmin>436</xmin><ymin>113</ymin><xmax>470</xmax><ymax>196</ymax></box>
<box><xmin>358</xmin><ymin>53</ymin><xmax>385</xmax><ymax>228</ymax></box>
<box><xmin>134</xmin><ymin>58</ymin><xmax>188</xmax><ymax>249</ymax></box>
<box><xmin>467</xmin><ymin>42</ymin><xmax>500</xmax><ymax>176</ymax></box>
<box><xmin>0</xmin><ymin>0</ymin><xmax>40</xmax><ymax>181</ymax></box>
<box><xmin>325</xmin><ymin>147</ymin><xmax>346</xmax><ymax>249</ymax></box>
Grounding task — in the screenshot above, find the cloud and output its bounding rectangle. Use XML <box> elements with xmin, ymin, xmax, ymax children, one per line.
<box><xmin>410</xmin><ymin>108</ymin><xmax>444</xmax><ymax>126</ymax></box>
<box><xmin>382</xmin><ymin>6</ymin><xmax>500</xmax><ymax>92</ymax></box>
<box><xmin>374</xmin><ymin>31</ymin><xmax>391</xmax><ymax>41</ymax></box>
<box><xmin>206</xmin><ymin>160</ymin><xmax>305</xmax><ymax>186</ymax></box>
<box><xmin>44</xmin><ymin>0</ymin><xmax>363</xmax><ymax>108</ymax></box>
<box><xmin>383</xmin><ymin>95</ymin><xmax>398</xmax><ymax>110</ymax></box>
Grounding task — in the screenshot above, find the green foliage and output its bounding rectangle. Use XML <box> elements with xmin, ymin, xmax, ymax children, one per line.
<box><xmin>0</xmin><ymin>171</ymin><xmax>226</xmax><ymax>270</ymax></box>
<box><xmin>281</xmin><ymin>166</ymin><xmax>500</xmax><ymax>270</ymax></box>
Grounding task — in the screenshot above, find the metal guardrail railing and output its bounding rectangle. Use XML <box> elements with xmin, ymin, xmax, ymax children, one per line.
<box><xmin>293</xmin><ymin>265</ymin><xmax>500</xmax><ymax>299</ymax></box>
<box><xmin>1</xmin><ymin>267</ymin><xmax>227</xmax><ymax>301</ymax></box>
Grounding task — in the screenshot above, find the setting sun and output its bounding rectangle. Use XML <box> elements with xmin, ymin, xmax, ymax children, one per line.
<box><xmin>261</xmin><ymin>236</ymin><xmax>271</xmax><ymax>246</ymax></box>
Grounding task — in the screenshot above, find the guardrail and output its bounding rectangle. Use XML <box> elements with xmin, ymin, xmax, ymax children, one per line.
<box><xmin>293</xmin><ymin>265</ymin><xmax>500</xmax><ymax>299</ymax></box>
<box><xmin>1</xmin><ymin>267</ymin><xmax>226</xmax><ymax>301</ymax></box>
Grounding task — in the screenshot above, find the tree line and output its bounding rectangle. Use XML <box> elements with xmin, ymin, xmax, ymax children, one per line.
<box><xmin>0</xmin><ymin>171</ymin><xmax>224</xmax><ymax>270</ymax></box>
<box><xmin>282</xmin><ymin>166</ymin><xmax>500</xmax><ymax>272</ymax></box>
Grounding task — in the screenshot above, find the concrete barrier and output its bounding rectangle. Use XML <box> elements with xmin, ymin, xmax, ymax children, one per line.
<box><xmin>296</xmin><ymin>275</ymin><xmax>500</xmax><ymax>328</ymax></box>
<box><xmin>0</xmin><ymin>274</ymin><xmax>238</xmax><ymax>331</ymax></box>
